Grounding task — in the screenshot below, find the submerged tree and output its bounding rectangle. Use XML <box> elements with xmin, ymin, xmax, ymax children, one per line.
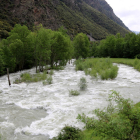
<box><xmin>50</xmin><ymin>31</ymin><xmax>73</xmax><ymax>68</ymax></box>
<box><xmin>2</xmin><ymin>24</ymin><xmax>33</xmax><ymax>72</ymax></box>
<box><xmin>73</xmin><ymin>33</ymin><xmax>90</xmax><ymax>59</ymax></box>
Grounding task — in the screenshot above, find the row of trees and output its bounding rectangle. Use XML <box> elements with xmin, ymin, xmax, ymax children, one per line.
<box><xmin>91</xmin><ymin>33</ymin><xmax>140</xmax><ymax>58</ymax></box>
<box><xmin>2</xmin><ymin>24</ymin><xmax>139</xmax><ymax>77</ymax></box>
<box><xmin>0</xmin><ymin>24</ymin><xmax>91</xmax><ymax>76</ymax></box>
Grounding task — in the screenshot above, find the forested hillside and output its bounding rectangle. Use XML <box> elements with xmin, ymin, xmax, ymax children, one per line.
<box><xmin>0</xmin><ymin>0</ymin><xmax>130</xmax><ymax>40</ymax></box>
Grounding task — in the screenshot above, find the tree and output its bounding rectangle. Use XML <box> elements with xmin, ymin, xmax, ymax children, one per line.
<box><xmin>35</xmin><ymin>27</ymin><xmax>51</xmax><ymax>72</ymax></box>
<box><xmin>50</xmin><ymin>31</ymin><xmax>73</xmax><ymax>68</ymax></box>
<box><xmin>2</xmin><ymin>39</ymin><xmax>16</xmax><ymax>72</ymax></box>
<box><xmin>73</xmin><ymin>33</ymin><xmax>90</xmax><ymax>59</ymax></box>
<box><xmin>115</xmin><ymin>33</ymin><xmax>124</xmax><ymax>58</ymax></box>
<box><xmin>0</xmin><ymin>42</ymin><xmax>5</xmax><ymax>75</ymax></box>
<box><xmin>2</xmin><ymin>24</ymin><xmax>32</xmax><ymax>71</ymax></box>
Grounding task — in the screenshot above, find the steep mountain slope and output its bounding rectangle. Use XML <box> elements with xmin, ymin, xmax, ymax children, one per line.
<box><xmin>0</xmin><ymin>0</ymin><xmax>130</xmax><ymax>40</ymax></box>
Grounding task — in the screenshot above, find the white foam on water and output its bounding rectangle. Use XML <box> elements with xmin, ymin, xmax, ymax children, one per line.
<box><xmin>0</xmin><ymin>61</ymin><xmax>140</xmax><ymax>139</ymax></box>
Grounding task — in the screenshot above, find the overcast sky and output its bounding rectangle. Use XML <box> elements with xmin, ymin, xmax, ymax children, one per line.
<box><xmin>105</xmin><ymin>0</ymin><xmax>140</xmax><ymax>32</ymax></box>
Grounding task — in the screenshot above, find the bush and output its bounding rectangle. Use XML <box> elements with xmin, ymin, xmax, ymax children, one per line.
<box><xmin>43</xmin><ymin>75</ymin><xmax>53</xmax><ymax>85</ymax></box>
<box><xmin>77</xmin><ymin>91</ymin><xmax>140</xmax><ymax>139</ymax></box>
<box><xmin>52</xmin><ymin>126</ymin><xmax>81</xmax><ymax>140</ymax></box>
<box><xmin>50</xmin><ymin>69</ymin><xmax>54</xmax><ymax>75</ymax></box>
<box><xmin>69</xmin><ymin>90</ymin><xmax>80</xmax><ymax>96</ymax></box>
<box><xmin>47</xmin><ymin>75</ymin><xmax>53</xmax><ymax>84</ymax></box>
<box><xmin>20</xmin><ymin>73</ymin><xmax>31</xmax><ymax>82</ymax></box>
<box><xmin>14</xmin><ymin>72</ymin><xmax>48</xmax><ymax>83</ymax></box>
<box><xmin>74</xmin><ymin>58</ymin><xmax>119</xmax><ymax>80</ymax></box>
<box><xmin>79</xmin><ymin>77</ymin><xmax>87</xmax><ymax>91</ymax></box>
<box><xmin>100</xmin><ymin>65</ymin><xmax>118</xmax><ymax>80</ymax></box>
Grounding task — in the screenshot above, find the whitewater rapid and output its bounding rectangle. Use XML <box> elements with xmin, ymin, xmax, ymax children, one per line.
<box><xmin>0</xmin><ymin>60</ymin><xmax>140</xmax><ymax>140</ymax></box>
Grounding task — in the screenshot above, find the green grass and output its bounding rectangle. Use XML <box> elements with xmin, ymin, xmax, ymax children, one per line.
<box><xmin>110</xmin><ymin>58</ymin><xmax>140</xmax><ymax>72</ymax></box>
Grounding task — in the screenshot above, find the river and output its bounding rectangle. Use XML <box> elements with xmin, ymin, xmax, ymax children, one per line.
<box><xmin>0</xmin><ymin>60</ymin><xmax>140</xmax><ymax>140</ymax></box>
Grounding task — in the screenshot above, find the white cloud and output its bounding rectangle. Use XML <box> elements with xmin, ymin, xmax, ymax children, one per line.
<box><xmin>105</xmin><ymin>0</ymin><xmax>140</xmax><ymax>31</ymax></box>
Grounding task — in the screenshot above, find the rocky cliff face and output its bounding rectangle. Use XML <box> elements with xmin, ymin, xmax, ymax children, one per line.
<box><xmin>0</xmin><ymin>0</ymin><xmax>129</xmax><ymax>39</ymax></box>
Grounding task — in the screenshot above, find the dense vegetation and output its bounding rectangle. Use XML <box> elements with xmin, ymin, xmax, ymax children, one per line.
<box><xmin>0</xmin><ymin>24</ymin><xmax>73</xmax><ymax>76</ymax></box>
<box><xmin>90</xmin><ymin>33</ymin><xmax>140</xmax><ymax>59</ymax></box>
<box><xmin>75</xmin><ymin>58</ymin><xmax>118</xmax><ymax>80</ymax></box>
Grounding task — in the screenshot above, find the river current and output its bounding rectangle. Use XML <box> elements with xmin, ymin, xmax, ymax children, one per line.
<box><xmin>0</xmin><ymin>60</ymin><xmax>140</xmax><ymax>140</ymax></box>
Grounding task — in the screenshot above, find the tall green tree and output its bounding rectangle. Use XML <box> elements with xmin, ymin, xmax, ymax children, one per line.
<box><xmin>50</xmin><ymin>31</ymin><xmax>73</xmax><ymax>68</ymax></box>
<box><xmin>2</xmin><ymin>24</ymin><xmax>32</xmax><ymax>71</ymax></box>
<box><xmin>2</xmin><ymin>39</ymin><xmax>16</xmax><ymax>72</ymax></box>
<box><xmin>115</xmin><ymin>33</ymin><xmax>124</xmax><ymax>58</ymax></box>
<box><xmin>0</xmin><ymin>42</ymin><xmax>5</xmax><ymax>75</ymax></box>
<box><xmin>73</xmin><ymin>33</ymin><xmax>90</xmax><ymax>59</ymax></box>
<box><xmin>35</xmin><ymin>27</ymin><xmax>51</xmax><ymax>72</ymax></box>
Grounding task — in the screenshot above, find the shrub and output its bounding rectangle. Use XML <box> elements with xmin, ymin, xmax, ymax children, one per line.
<box><xmin>46</xmin><ymin>75</ymin><xmax>53</xmax><ymax>84</ymax></box>
<box><xmin>14</xmin><ymin>72</ymin><xmax>48</xmax><ymax>83</ymax></box>
<box><xmin>74</xmin><ymin>58</ymin><xmax>119</xmax><ymax>80</ymax></box>
<box><xmin>50</xmin><ymin>69</ymin><xmax>54</xmax><ymax>75</ymax></box>
<box><xmin>21</xmin><ymin>73</ymin><xmax>31</xmax><ymax>82</ymax></box>
<box><xmin>79</xmin><ymin>77</ymin><xmax>87</xmax><ymax>91</ymax></box>
<box><xmin>69</xmin><ymin>90</ymin><xmax>80</xmax><ymax>96</ymax></box>
<box><xmin>52</xmin><ymin>126</ymin><xmax>81</xmax><ymax>140</ymax></box>
<box><xmin>77</xmin><ymin>91</ymin><xmax>140</xmax><ymax>139</ymax></box>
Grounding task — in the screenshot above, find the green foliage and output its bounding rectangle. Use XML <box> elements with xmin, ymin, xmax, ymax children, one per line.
<box><xmin>75</xmin><ymin>58</ymin><xmax>119</xmax><ymax>80</ymax></box>
<box><xmin>0</xmin><ymin>44</ymin><xmax>5</xmax><ymax>75</ymax></box>
<box><xmin>79</xmin><ymin>77</ymin><xmax>87</xmax><ymax>91</ymax></box>
<box><xmin>100</xmin><ymin>65</ymin><xmax>118</xmax><ymax>80</ymax></box>
<box><xmin>0</xmin><ymin>24</ymin><xmax>73</xmax><ymax>76</ymax></box>
<box><xmin>1</xmin><ymin>24</ymin><xmax>34</xmax><ymax>72</ymax></box>
<box><xmin>92</xmin><ymin>33</ymin><xmax>140</xmax><ymax>59</ymax></box>
<box><xmin>77</xmin><ymin>91</ymin><xmax>140</xmax><ymax>140</ymax></box>
<box><xmin>13</xmin><ymin>72</ymin><xmax>48</xmax><ymax>83</ymax></box>
<box><xmin>42</xmin><ymin>75</ymin><xmax>52</xmax><ymax>85</ymax></box>
<box><xmin>52</xmin><ymin>126</ymin><xmax>81</xmax><ymax>140</ymax></box>
<box><xmin>29</xmin><ymin>26</ymin><xmax>52</xmax><ymax>72</ymax></box>
<box><xmin>69</xmin><ymin>90</ymin><xmax>80</xmax><ymax>96</ymax></box>
<box><xmin>46</xmin><ymin>75</ymin><xmax>53</xmax><ymax>84</ymax></box>
<box><xmin>50</xmin><ymin>69</ymin><xmax>54</xmax><ymax>75</ymax></box>
<box><xmin>73</xmin><ymin>33</ymin><xmax>90</xmax><ymax>59</ymax></box>
<box><xmin>50</xmin><ymin>30</ymin><xmax>73</xmax><ymax>68</ymax></box>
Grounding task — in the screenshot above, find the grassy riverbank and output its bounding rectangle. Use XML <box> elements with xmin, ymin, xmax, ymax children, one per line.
<box><xmin>111</xmin><ymin>58</ymin><xmax>140</xmax><ymax>72</ymax></box>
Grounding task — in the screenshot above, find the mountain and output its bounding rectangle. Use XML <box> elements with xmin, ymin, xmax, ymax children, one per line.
<box><xmin>0</xmin><ymin>0</ymin><xmax>130</xmax><ymax>40</ymax></box>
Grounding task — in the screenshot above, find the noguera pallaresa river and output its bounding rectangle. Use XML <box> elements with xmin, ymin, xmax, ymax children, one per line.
<box><xmin>0</xmin><ymin>60</ymin><xmax>140</xmax><ymax>140</ymax></box>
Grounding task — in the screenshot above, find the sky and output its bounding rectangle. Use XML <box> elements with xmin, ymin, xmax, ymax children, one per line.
<box><xmin>105</xmin><ymin>0</ymin><xmax>140</xmax><ymax>32</ymax></box>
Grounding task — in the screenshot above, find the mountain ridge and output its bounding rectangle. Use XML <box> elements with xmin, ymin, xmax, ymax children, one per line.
<box><xmin>0</xmin><ymin>0</ymin><xmax>130</xmax><ymax>40</ymax></box>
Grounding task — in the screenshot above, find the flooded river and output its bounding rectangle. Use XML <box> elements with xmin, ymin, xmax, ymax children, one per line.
<box><xmin>0</xmin><ymin>60</ymin><xmax>140</xmax><ymax>140</ymax></box>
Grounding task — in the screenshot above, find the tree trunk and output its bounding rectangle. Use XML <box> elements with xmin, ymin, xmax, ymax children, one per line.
<box><xmin>7</xmin><ymin>68</ymin><xmax>11</xmax><ymax>86</ymax></box>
